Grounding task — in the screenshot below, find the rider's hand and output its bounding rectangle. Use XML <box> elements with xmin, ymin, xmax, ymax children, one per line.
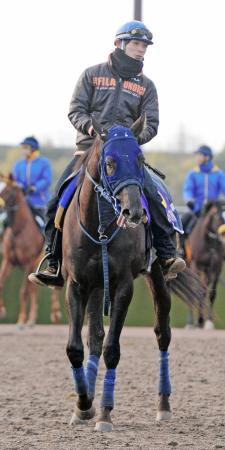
<box><xmin>186</xmin><ymin>200</ymin><xmax>195</xmax><ymax>211</ymax></box>
<box><xmin>26</xmin><ymin>185</ymin><xmax>37</xmax><ymax>194</ymax></box>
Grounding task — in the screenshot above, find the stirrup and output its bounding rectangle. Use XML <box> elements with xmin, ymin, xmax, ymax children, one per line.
<box><xmin>36</xmin><ymin>252</ymin><xmax>61</xmax><ymax>278</ymax></box>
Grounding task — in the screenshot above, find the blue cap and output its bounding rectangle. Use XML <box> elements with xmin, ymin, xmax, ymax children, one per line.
<box><xmin>20</xmin><ymin>136</ymin><xmax>39</xmax><ymax>150</ymax></box>
<box><xmin>115</xmin><ymin>20</ymin><xmax>153</xmax><ymax>45</ymax></box>
<box><xmin>195</xmin><ymin>145</ymin><xmax>213</xmax><ymax>159</ymax></box>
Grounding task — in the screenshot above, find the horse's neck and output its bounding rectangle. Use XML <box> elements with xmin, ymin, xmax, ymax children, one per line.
<box><xmin>79</xmin><ymin>146</ymin><xmax>100</xmax><ymax>229</ymax></box>
<box><xmin>190</xmin><ymin>214</ymin><xmax>214</xmax><ymax>250</ymax></box>
<box><xmin>10</xmin><ymin>192</ymin><xmax>36</xmax><ymax>234</ymax></box>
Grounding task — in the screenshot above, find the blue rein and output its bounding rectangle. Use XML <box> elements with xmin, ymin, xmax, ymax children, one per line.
<box><xmin>76</xmin><ymin>170</ymin><xmax>121</xmax><ymax>316</ymax></box>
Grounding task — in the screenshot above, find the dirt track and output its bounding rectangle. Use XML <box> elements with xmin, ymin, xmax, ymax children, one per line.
<box><xmin>1</xmin><ymin>325</ymin><xmax>225</xmax><ymax>450</ymax></box>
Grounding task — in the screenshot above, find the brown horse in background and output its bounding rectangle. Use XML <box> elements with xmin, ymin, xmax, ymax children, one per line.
<box><xmin>184</xmin><ymin>201</ymin><xmax>224</xmax><ymax>329</ymax></box>
<box><xmin>0</xmin><ymin>175</ymin><xmax>61</xmax><ymax>326</ymax></box>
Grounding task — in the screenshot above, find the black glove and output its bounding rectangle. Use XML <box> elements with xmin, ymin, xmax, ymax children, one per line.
<box><xmin>26</xmin><ymin>185</ymin><xmax>37</xmax><ymax>194</ymax></box>
<box><xmin>186</xmin><ymin>200</ymin><xmax>195</xmax><ymax>211</ymax></box>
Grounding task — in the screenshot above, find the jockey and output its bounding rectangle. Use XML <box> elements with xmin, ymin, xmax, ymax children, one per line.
<box><xmin>29</xmin><ymin>20</ymin><xmax>185</xmax><ymax>288</ymax></box>
<box><xmin>182</xmin><ymin>145</ymin><xmax>225</xmax><ymax>236</ymax></box>
<box><xmin>12</xmin><ymin>136</ymin><xmax>52</xmax><ymax>230</ymax></box>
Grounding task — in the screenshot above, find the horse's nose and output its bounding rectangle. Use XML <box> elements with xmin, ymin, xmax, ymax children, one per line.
<box><xmin>122</xmin><ymin>206</ymin><xmax>144</xmax><ymax>224</ymax></box>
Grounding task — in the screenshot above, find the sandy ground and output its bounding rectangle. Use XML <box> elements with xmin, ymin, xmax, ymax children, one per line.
<box><xmin>1</xmin><ymin>325</ymin><xmax>225</xmax><ymax>450</ymax></box>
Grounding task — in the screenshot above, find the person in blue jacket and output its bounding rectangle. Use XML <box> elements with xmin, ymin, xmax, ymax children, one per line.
<box><xmin>182</xmin><ymin>144</ymin><xmax>225</xmax><ymax>235</ymax></box>
<box><xmin>12</xmin><ymin>136</ymin><xmax>52</xmax><ymax>230</ymax></box>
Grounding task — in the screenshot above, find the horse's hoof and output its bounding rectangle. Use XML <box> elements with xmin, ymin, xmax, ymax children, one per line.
<box><xmin>184</xmin><ymin>324</ymin><xmax>195</xmax><ymax>329</ymax></box>
<box><xmin>17</xmin><ymin>323</ymin><xmax>25</xmax><ymax>330</ymax></box>
<box><xmin>26</xmin><ymin>320</ymin><xmax>35</xmax><ymax>328</ymax></box>
<box><xmin>95</xmin><ymin>421</ymin><xmax>113</xmax><ymax>432</ymax></box>
<box><xmin>156</xmin><ymin>410</ymin><xmax>172</xmax><ymax>421</ymax></box>
<box><xmin>204</xmin><ymin>320</ymin><xmax>215</xmax><ymax>330</ymax></box>
<box><xmin>69</xmin><ymin>405</ymin><xmax>95</xmax><ymax>426</ymax></box>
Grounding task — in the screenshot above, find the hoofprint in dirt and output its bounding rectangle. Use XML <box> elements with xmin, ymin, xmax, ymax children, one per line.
<box><xmin>1</xmin><ymin>326</ymin><xmax>225</xmax><ymax>450</ymax></box>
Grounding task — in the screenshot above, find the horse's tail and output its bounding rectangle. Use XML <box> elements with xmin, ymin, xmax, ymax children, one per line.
<box><xmin>170</xmin><ymin>267</ymin><xmax>206</xmax><ymax>311</ymax></box>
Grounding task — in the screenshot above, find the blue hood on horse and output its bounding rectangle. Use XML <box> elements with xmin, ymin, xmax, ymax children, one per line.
<box><xmin>100</xmin><ymin>126</ymin><xmax>145</xmax><ymax>196</ymax></box>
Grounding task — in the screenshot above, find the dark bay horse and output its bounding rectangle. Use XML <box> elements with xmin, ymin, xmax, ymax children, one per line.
<box><xmin>62</xmin><ymin>118</ymin><xmax>173</xmax><ymax>431</ymax></box>
<box><xmin>184</xmin><ymin>201</ymin><xmax>224</xmax><ymax>329</ymax></box>
<box><xmin>0</xmin><ymin>176</ymin><xmax>61</xmax><ymax>326</ymax></box>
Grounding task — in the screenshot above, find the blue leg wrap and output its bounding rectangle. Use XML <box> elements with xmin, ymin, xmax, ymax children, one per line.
<box><xmin>86</xmin><ymin>354</ymin><xmax>100</xmax><ymax>399</ymax></box>
<box><xmin>101</xmin><ymin>369</ymin><xmax>116</xmax><ymax>410</ymax></box>
<box><xmin>159</xmin><ymin>351</ymin><xmax>171</xmax><ymax>395</ymax></box>
<box><xmin>71</xmin><ymin>365</ymin><xmax>87</xmax><ymax>396</ymax></box>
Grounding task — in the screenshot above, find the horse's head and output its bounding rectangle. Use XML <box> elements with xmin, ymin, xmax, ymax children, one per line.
<box><xmin>93</xmin><ymin>116</ymin><xmax>147</xmax><ymax>228</ymax></box>
<box><xmin>201</xmin><ymin>201</ymin><xmax>224</xmax><ymax>234</ymax></box>
<box><xmin>0</xmin><ymin>174</ymin><xmax>22</xmax><ymax>210</ymax></box>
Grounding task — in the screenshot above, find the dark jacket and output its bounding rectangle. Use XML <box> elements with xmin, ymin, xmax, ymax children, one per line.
<box><xmin>68</xmin><ymin>60</ymin><xmax>159</xmax><ymax>149</ymax></box>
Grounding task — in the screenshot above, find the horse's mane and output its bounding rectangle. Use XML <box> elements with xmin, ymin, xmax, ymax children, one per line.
<box><xmin>76</xmin><ymin>137</ymin><xmax>102</xmax><ymax>186</ymax></box>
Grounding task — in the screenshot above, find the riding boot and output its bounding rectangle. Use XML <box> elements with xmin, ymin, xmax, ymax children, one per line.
<box><xmin>28</xmin><ymin>229</ymin><xmax>65</xmax><ymax>288</ymax></box>
<box><xmin>144</xmin><ymin>168</ymin><xmax>186</xmax><ymax>281</ymax></box>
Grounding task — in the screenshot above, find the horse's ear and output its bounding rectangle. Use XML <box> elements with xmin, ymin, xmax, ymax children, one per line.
<box><xmin>130</xmin><ymin>113</ymin><xmax>146</xmax><ymax>137</ymax></box>
<box><xmin>92</xmin><ymin>117</ymin><xmax>108</xmax><ymax>141</ymax></box>
<box><xmin>8</xmin><ymin>173</ymin><xmax>14</xmax><ymax>181</ymax></box>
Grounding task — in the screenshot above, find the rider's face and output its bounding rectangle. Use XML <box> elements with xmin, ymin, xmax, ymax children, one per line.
<box><xmin>125</xmin><ymin>40</ymin><xmax>148</xmax><ymax>61</ymax></box>
<box><xmin>195</xmin><ymin>153</ymin><xmax>209</xmax><ymax>165</ymax></box>
<box><xmin>21</xmin><ymin>145</ymin><xmax>33</xmax><ymax>159</ymax></box>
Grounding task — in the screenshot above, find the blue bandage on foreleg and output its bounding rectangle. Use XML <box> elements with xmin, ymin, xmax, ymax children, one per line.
<box><xmin>71</xmin><ymin>365</ymin><xmax>87</xmax><ymax>395</ymax></box>
<box><xmin>86</xmin><ymin>354</ymin><xmax>100</xmax><ymax>399</ymax></box>
<box><xmin>101</xmin><ymin>369</ymin><xmax>116</xmax><ymax>410</ymax></box>
<box><xmin>159</xmin><ymin>351</ymin><xmax>171</xmax><ymax>395</ymax></box>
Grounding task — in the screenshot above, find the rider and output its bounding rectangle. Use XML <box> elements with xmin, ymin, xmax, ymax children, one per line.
<box><xmin>182</xmin><ymin>144</ymin><xmax>225</xmax><ymax>237</ymax></box>
<box><xmin>12</xmin><ymin>136</ymin><xmax>52</xmax><ymax>231</ymax></box>
<box><xmin>29</xmin><ymin>20</ymin><xmax>185</xmax><ymax>288</ymax></box>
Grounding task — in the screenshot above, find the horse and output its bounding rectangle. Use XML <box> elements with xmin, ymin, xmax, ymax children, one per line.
<box><xmin>183</xmin><ymin>201</ymin><xmax>224</xmax><ymax>329</ymax></box>
<box><xmin>0</xmin><ymin>175</ymin><xmax>61</xmax><ymax>326</ymax></box>
<box><xmin>59</xmin><ymin>116</ymin><xmax>181</xmax><ymax>432</ymax></box>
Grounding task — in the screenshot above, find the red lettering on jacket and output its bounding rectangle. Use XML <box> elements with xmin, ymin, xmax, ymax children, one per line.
<box><xmin>123</xmin><ymin>81</ymin><xmax>146</xmax><ymax>96</ymax></box>
<box><xmin>92</xmin><ymin>77</ymin><xmax>117</xmax><ymax>87</ymax></box>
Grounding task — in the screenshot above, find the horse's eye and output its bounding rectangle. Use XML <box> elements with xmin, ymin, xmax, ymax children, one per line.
<box><xmin>137</xmin><ymin>153</ymin><xmax>145</xmax><ymax>168</ymax></box>
<box><xmin>105</xmin><ymin>157</ymin><xmax>116</xmax><ymax>176</ymax></box>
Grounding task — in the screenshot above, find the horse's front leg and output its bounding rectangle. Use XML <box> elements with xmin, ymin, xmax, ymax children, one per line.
<box><xmin>86</xmin><ymin>288</ymin><xmax>105</xmax><ymax>401</ymax></box>
<box><xmin>95</xmin><ymin>277</ymin><xmax>133</xmax><ymax>432</ymax></box>
<box><xmin>66</xmin><ymin>279</ymin><xmax>95</xmax><ymax>425</ymax></box>
<box><xmin>146</xmin><ymin>260</ymin><xmax>172</xmax><ymax>421</ymax></box>
<box><xmin>204</xmin><ymin>270</ymin><xmax>220</xmax><ymax>330</ymax></box>
<box><xmin>17</xmin><ymin>273</ymin><xmax>30</xmax><ymax>328</ymax></box>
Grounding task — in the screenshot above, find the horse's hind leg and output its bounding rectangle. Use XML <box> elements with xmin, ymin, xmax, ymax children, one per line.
<box><xmin>0</xmin><ymin>258</ymin><xmax>11</xmax><ymax>318</ymax></box>
<box><xmin>86</xmin><ymin>288</ymin><xmax>105</xmax><ymax>401</ymax></box>
<box><xmin>66</xmin><ymin>280</ymin><xmax>95</xmax><ymax>425</ymax></box>
<box><xmin>50</xmin><ymin>290</ymin><xmax>62</xmax><ymax>324</ymax></box>
<box><xmin>145</xmin><ymin>260</ymin><xmax>172</xmax><ymax>421</ymax></box>
<box><xmin>96</xmin><ymin>277</ymin><xmax>133</xmax><ymax>432</ymax></box>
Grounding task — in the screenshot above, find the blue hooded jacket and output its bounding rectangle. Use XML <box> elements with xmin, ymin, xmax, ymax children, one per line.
<box><xmin>12</xmin><ymin>153</ymin><xmax>52</xmax><ymax>208</ymax></box>
<box><xmin>183</xmin><ymin>160</ymin><xmax>225</xmax><ymax>212</ymax></box>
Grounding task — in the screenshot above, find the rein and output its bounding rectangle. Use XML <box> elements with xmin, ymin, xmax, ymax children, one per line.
<box><xmin>76</xmin><ymin>172</ymin><xmax>121</xmax><ymax>316</ymax></box>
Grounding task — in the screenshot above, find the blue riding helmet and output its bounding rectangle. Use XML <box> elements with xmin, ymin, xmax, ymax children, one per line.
<box><xmin>100</xmin><ymin>125</ymin><xmax>145</xmax><ymax>196</ymax></box>
<box><xmin>195</xmin><ymin>145</ymin><xmax>213</xmax><ymax>159</ymax></box>
<box><xmin>20</xmin><ymin>136</ymin><xmax>39</xmax><ymax>150</ymax></box>
<box><xmin>114</xmin><ymin>20</ymin><xmax>153</xmax><ymax>45</ymax></box>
